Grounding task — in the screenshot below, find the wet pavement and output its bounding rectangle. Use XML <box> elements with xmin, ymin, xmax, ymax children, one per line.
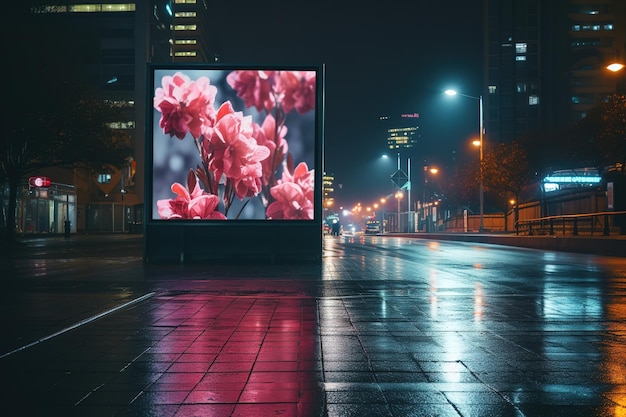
<box><xmin>1</xmin><ymin>234</ymin><xmax>625</xmax><ymax>416</ymax></box>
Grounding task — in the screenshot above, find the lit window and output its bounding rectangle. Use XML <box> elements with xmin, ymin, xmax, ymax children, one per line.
<box><xmin>104</xmin><ymin>100</ymin><xmax>134</xmax><ymax>108</ymax></box>
<box><xmin>98</xmin><ymin>174</ymin><xmax>112</xmax><ymax>184</ymax></box>
<box><xmin>516</xmin><ymin>56</ymin><xmax>526</xmax><ymax>61</ymax></box>
<box><xmin>516</xmin><ymin>83</ymin><xmax>527</xmax><ymax>93</ymax></box>
<box><xmin>70</xmin><ymin>4</ymin><xmax>101</xmax><ymax>12</ymax></box>
<box><xmin>107</xmin><ymin>121</ymin><xmax>135</xmax><ymax>129</ymax></box>
<box><xmin>515</xmin><ymin>42</ymin><xmax>527</xmax><ymax>53</ymax></box>
<box><xmin>175</xmin><ymin>11</ymin><xmax>197</xmax><ymax>17</ymax></box>
<box><xmin>604</xmin><ymin>24</ymin><xmax>613</xmax><ymax>30</ymax></box>
<box><xmin>174</xmin><ymin>24</ymin><xmax>197</xmax><ymax>31</ymax></box>
<box><xmin>175</xmin><ymin>39</ymin><xmax>197</xmax><ymax>45</ymax></box>
<box><xmin>529</xmin><ymin>95</ymin><xmax>538</xmax><ymax>105</ymax></box>
<box><xmin>174</xmin><ymin>51</ymin><xmax>197</xmax><ymax>57</ymax></box>
<box><xmin>68</xmin><ymin>4</ymin><xmax>135</xmax><ymax>12</ymax></box>
<box><xmin>175</xmin><ymin>0</ymin><xmax>197</xmax><ymax>3</ymax></box>
<box><xmin>488</xmin><ymin>85</ymin><xmax>497</xmax><ymax>94</ymax></box>
<box><xmin>101</xmin><ymin>4</ymin><xmax>136</xmax><ymax>12</ymax></box>
<box><xmin>34</xmin><ymin>6</ymin><xmax>68</xmax><ymax>12</ymax></box>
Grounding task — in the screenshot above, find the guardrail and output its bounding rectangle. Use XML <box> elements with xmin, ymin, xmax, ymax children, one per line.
<box><xmin>515</xmin><ymin>211</ymin><xmax>626</xmax><ymax>236</ymax></box>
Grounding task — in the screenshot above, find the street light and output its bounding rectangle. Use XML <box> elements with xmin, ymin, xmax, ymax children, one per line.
<box><xmin>392</xmin><ymin>152</ymin><xmax>411</xmax><ymax>232</ymax></box>
<box><xmin>380</xmin><ymin>197</ymin><xmax>387</xmax><ymax>233</ymax></box>
<box><xmin>395</xmin><ymin>191</ymin><xmax>403</xmax><ymax>232</ymax></box>
<box><xmin>422</xmin><ymin>166</ymin><xmax>439</xmax><ymax>232</ymax></box>
<box><xmin>445</xmin><ymin>89</ymin><xmax>484</xmax><ymax>233</ymax></box>
<box><xmin>606</xmin><ymin>62</ymin><xmax>625</xmax><ymax>94</ymax></box>
<box><xmin>407</xmin><ymin>157</ymin><xmax>412</xmax><ymax>232</ymax></box>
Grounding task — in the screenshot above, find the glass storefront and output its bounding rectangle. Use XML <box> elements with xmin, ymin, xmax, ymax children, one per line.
<box><xmin>14</xmin><ymin>182</ymin><xmax>76</xmax><ymax>235</ymax></box>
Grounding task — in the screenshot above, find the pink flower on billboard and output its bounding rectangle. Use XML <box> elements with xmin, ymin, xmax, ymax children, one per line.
<box><xmin>203</xmin><ymin>101</ymin><xmax>270</xmax><ymax>200</ymax></box>
<box><xmin>157</xmin><ymin>172</ymin><xmax>226</xmax><ymax>220</ymax></box>
<box><xmin>266</xmin><ymin>162</ymin><xmax>314</xmax><ymax>220</ymax></box>
<box><xmin>276</xmin><ymin>71</ymin><xmax>317</xmax><ymax>115</ymax></box>
<box><xmin>226</xmin><ymin>70</ymin><xmax>276</xmax><ymax>112</ymax></box>
<box><xmin>154</xmin><ymin>72</ymin><xmax>217</xmax><ymax>139</ymax></box>
<box><xmin>252</xmin><ymin>114</ymin><xmax>288</xmax><ymax>189</ymax></box>
<box><xmin>153</xmin><ymin>69</ymin><xmax>316</xmax><ymax>220</ymax></box>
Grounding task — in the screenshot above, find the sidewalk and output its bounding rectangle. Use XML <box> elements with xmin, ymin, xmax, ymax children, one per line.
<box><xmin>388</xmin><ymin>231</ymin><xmax>626</xmax><ymax>257</ymax></box>
<box><xmin>1</xmin><ymin>234</ymin><xmax>625</xmax><ymax>416</ymax></box>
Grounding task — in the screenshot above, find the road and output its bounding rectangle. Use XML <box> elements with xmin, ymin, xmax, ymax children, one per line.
<box><xmin>0</xmin><ymin>234</ymin><xmax>625</xmax><ymax>416</ymax></box>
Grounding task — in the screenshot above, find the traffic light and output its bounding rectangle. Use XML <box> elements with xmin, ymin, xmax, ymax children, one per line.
<box><xmin>28</xmin><ymin>176</ymin><xmax>51</xmax><ymax>188</ymax></box>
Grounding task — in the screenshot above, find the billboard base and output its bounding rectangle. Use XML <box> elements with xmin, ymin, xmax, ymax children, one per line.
<box><xmin>144</xmin><ymin>223</ymin><xmax>321</xmax><ymax>264</ymax></box>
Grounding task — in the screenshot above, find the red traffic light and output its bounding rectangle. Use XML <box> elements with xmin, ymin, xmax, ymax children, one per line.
<box><xmin>29</xmin><ymin>176</ymin><xmax>51</xmax><ymax>188</ymax></box>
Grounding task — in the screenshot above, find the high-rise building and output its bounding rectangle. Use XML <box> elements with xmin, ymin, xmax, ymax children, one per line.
<box><xmin>171</xmin><ymin>0</ymin><xmax>215</xmax><ymax>62</ymax></box>
<box><xmin>323</xmin><ymin>172</ymin><xmax>336</xmax><ymax>213</ymax></box>
<box><xmin>485</xmin><ymin>0</ymin><xmax>561</xmax><ymax>144</ymax></box>
<box><xmin>31</xmin><ymin>3</ymin><xmax>212</xmax><ymax>194</ymax></box>
<box><xmin>484</xmin><ymin>0</ymin><xmax>625</xmax><ymax>144</ymax></box>
<box><xmin>380</xmin><ymin>114</ymin><xmax>421</xmax><ymax>152</ymax></box>
<box><xmin>569</xmin><ymin>0</ymin><xmax>626</xmax><ymax>119</ymax></box>
<box><xmin>19</xmin><ymin>1</ymin><xmax>212</xmax><ymax>232</ymax></box>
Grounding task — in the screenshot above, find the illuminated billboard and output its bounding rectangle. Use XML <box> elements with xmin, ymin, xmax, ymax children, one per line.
<box><xmin>145</xmin><ymin>64</ymin><xmax>323</xmax><ymax>262</ymax></box>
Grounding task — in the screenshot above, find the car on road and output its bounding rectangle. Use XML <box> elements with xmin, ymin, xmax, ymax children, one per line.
<box><xmin>365</xmin><ymin>220</ymin><xmax>380</xmax><ymax>234</ymax></box>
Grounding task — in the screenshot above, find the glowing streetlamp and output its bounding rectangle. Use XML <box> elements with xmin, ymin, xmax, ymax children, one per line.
<box><xmin>395</xmin><ymin>191</ymin><xmax>403</xmax><ymax>232</ymax></box>
<box><xmin>607</xmin><ymin>62</ymin><xmax>626</xmax><ymax>94</ymax></box>
<box><xmin>446</xmin><ymin>89</ymin><xmax>484</xmax><ymax>232</ymax></box>
<box><xmin>380</xmin><ymin>197</ymin><xmax>386</xmax><ymax>233</ymax></box>
<box><xmin>423</xmin><ymin>166</ymin><xmax>439</xmax><ymax>232</ymax></box>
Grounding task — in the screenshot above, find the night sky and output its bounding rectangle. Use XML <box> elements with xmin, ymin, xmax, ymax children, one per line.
<box><xmin>209</xmin><ymin>1</ymin><xmax>484</xmax><ymax>208</ymax></box>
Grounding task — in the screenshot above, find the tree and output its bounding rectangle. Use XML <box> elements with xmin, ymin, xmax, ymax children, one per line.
<box><xmin>481</xmin><ymin>141</ymin><xmax>536</xmax><ymax>213</ymax></box>
<box><xmin>517</xmin><ymin>129</ymin><xmax>572</xmax><ymax>176</ymax></box>
<box><xmin>2</xmin><ymin>8</ymin><xmax>132</xmax><ymax>240</ymax></box>
<box><xmin>2</xmin><ymin>78</ymin><xmax>132</xmax><ymax>240</ymax></box>
<box><xmin>441</xmin><ymin>161</ymin><xmax>479</xmax><ymax>215</ymax></box>
<box><xmin>574</xmin><ymin>94</ymin><xmax>626</xmax><ymax>173</ymax></box>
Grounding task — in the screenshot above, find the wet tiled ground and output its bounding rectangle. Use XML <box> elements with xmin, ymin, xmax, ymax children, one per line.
<box><xmin>1</xmin><ymin>234</ymin><xmax>625</xmax><ymax>416</ymax></box>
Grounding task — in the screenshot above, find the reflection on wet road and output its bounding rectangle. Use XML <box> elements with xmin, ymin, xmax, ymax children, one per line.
<box><xmin>321</xmin><ymin>235</ymin><xmax>626</xmax><ymax>416</ymax></box>
<box><xmin>0</xmin><ymin>234</ymin><xmax>625</xmax><ymax>416</ymax></box>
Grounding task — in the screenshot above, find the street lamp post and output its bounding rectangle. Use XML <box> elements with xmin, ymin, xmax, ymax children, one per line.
<box><xmin>423</xmin><ymin>166</ymin><xmax>439</xmax><ymax>232</ymax></box>
<box><xmin>395</xmin><ymin>191</ymin><xmax>403</xmax><ymax>232</ymax></box>
<box><xmin>607</xmin><ymin>62</ymin><xmax>625</xmax><ymax>94</ymax></box>
<box><xmin>445</xmin><ymin>89</ymin><xmax>484</xmax><ymax>232</ymax></box>
<box><xmin>380</xmin><ymin>198</ymin><xmax>386</xmax><ymax>233</ymax></box>
<box><xmin>393</xmin><ymin>152</ymin><xmax>412</xmax><ymax>232</ymax></box>
<box><xmin>407</xmin><ymin>157</ymin><xmax>412</xmax><ymax>233</ymax></box>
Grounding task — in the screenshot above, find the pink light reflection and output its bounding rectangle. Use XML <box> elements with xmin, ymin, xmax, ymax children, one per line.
<box><xmin>144</xmin><ymin>280</ymin><xmax>321</xmax><ymax>416</ymax></box>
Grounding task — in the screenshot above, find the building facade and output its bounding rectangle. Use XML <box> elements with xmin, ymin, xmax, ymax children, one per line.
<box><xmin>484</xmin><ymin>0</ymin><xmax>625</xmax><ymax>144</ymax></box>
<box><xmin>15</xmin><ymin>1</ymin><xmax>212</xmax><ymax>234</ymax></box>
<box><xmin>381</xmin><ymin>114</ymin><xmax>421</xmax><ymax>153</ymax></box>
<box><xmin>323</xmin><ymin>172</ymin><xmax>335</xmax><ymax>212</ymax></box>
<box><xmin>569</xmin><ymin>0</ymin><xmax>626</xmax><ymax>119</ymax></box>
<box><xmin>170</xmin><ymin>0</ymin><xmax>215</xmax><ymax>62</ymax></box>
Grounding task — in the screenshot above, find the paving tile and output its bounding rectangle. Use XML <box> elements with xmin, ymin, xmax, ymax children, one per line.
<box><xmin>2</xmin><ymin>235</ymin><xmax>626</xmax><ymax>416</ymax></box>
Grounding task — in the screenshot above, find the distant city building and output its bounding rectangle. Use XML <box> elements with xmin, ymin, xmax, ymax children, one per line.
<box><xmin>569</xmin><ymin>0</ymin><xmax>626</xmax><ymax>119</ymax></box>
<box><xmin>170</xmin><ymin>1</ymin><xmax>214</xmax><ymax>62</ymax></box>
<box><xmin>323</xmin><ymin>172</ymin><xmax>335</xmax><ymax>211</ymax></box>
<box><xmin>22</xmin><ymin>1</ymin><xmax>212</xmax><ymax>233</ymax></box>
<box><xmin>484</xmin><ymin>0</ymin><xmax>625</xmax><ymax>144</ymax></box>
<box><xmin>380</xmin><ymin>114</ymin><xmax>421</xmax><ymax>151</ymax></box>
